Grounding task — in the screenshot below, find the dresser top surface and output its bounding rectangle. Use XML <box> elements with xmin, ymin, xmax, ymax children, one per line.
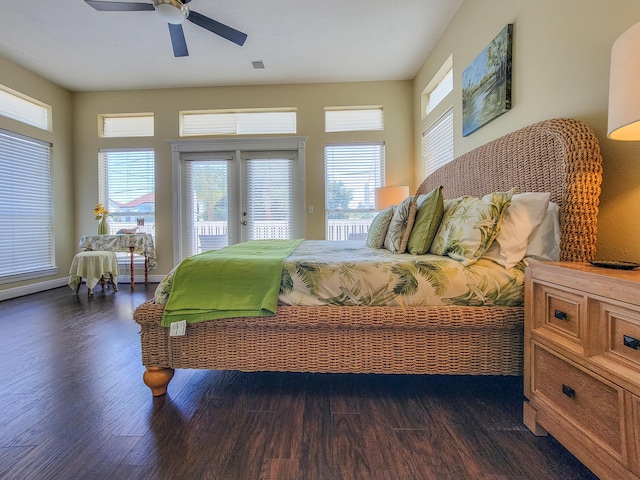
<box><xmin>527</xmin><ymin>261</ymin><xmax>640</xmax><ymax>304</ymax></box>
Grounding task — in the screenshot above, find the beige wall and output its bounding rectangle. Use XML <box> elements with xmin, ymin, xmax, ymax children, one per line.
<box><xmin>414</xmin><ymin>0</ymin><xmax>640</xmax><ymax>263</ymax></box>
<box><xmin>73</xmin><ymin>81</ymin><xmax>413</xmax><ymax>274</ymax></box>
<box><xmin>0</xmin><ymin>56</ymin><xmax>74</xmax><ymax>293</ymax></box>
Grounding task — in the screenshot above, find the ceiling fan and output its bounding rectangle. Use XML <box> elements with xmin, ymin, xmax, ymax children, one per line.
<box><xmin>85</xmin><ymin>0</ymin><xmax>247</xmax><ymax>57</ymax></box>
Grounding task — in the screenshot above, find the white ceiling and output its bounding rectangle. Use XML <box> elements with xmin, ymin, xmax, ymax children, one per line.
<box><xmin>0</xmin><ymin>0</ymin><xmax>462</xmax><ymax>92</ymax></box>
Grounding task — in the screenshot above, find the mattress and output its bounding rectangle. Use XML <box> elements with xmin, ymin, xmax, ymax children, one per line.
<box><xmin>155</xmin><ymin>240</ymin><xmax>525</xmax><ymax>308</ymax></box>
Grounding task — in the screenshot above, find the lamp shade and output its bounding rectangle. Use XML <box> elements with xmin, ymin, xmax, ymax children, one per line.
<box><xmin>375</xmin><ymin>186</ymin><xmax>409</xmax><ymax>210</ymax></box>
<box><xmin>608</xmin><ymin>21</ymin><xmax>640</xmax><ymax>140</ymax></box>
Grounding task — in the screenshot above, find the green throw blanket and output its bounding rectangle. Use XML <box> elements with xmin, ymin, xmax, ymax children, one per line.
<box><xmin>161</xmin><ymin>239</ymin><xmax>304</xmax><ymax>326</ymax></box>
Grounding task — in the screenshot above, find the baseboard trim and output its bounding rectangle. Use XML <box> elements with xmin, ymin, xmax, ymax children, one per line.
<box><xmin>0</xmin><ymin>274</ymin><xmax>163</xmax><ymax>301</ymax></box>
<box><xmin>0</xmin><ymin>277</ymin><xmax>68</xmax><ymax>301</ymax></box>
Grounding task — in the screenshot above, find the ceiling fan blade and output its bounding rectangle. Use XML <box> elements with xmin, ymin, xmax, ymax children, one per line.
<box><xmin>168</xmin><ymin>23</ymin><xmax>189</xmax><ymax>57</ymax></box>
<box><xmin>85</xmin><ymin>0</ymin><xmax>155</xmax><ymax>11</ymax></box>
<box><xmin>187</xmin><ymin>10</ymin><xmax>247</xmax><ymax>46</ymax></box>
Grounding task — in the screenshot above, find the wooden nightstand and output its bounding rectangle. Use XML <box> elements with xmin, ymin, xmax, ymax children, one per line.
<box><xmin>523</xmin><ymin>261</ymin><xmax>640</xmax><ymax>480</ymax></box>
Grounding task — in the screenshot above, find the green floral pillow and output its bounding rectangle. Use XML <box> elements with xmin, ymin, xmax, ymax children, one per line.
<box><xmin>366</xmin><ymin>206</ymin><xmax>395</xmax><ymax>248</ymax></box>
<box><xmin>407</xmin><ymin>186</ymin><xmax>444</xmax><ymax>255</ymax></box>
<box><xmin>383</xmin><ymin>196</ymin><xmax>417</xmax><ymax>253</ymax></box>
<box><xmin>429</xmin><ymin>188</ymin><xmax>515</xmax><ymax>265</ymax></box>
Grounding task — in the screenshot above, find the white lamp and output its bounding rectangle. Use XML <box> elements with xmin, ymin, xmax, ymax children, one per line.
<box><xmin>154</xmin><ymin>0</ymin><xmax>188</xmax><ymax>25</ymax></box>
<box><xmin>608</xmin><ymin>21</ymin><xmax>640</xmax><ymax>140</ymax></box>
<box><xmin>375</xmin><ymin>186</ymin><xmax>409</xmax><ymax>210</ymax></box>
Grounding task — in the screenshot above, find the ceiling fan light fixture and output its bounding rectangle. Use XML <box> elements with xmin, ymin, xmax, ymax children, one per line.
<box><xmin>154</xmin><ymin>0</ymin><xmax>188</xmax><ymax>25</ymax></box>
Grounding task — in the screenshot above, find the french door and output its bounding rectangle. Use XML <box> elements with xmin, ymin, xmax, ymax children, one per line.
<box><xmin>174</xmin><ymin>142</ymin><xmax>305</xmax><ymax>262</ymax></box>
<box><xmin>241</xmin><ymin>152</ymin><xmax>297</xmax><ymax>242</ymax></box>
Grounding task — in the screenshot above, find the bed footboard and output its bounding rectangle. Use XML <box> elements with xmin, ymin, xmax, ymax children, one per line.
<box><xmin>134</xmin><ymin>300</ymin><xmax>524</xmax><ymax>395</ymax></box>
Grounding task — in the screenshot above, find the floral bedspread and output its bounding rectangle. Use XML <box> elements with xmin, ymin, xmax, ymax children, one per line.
<box><xmin>155</xmin><ymin>240</ymin><xmax>525</xmax><ymax>308</ymax></box>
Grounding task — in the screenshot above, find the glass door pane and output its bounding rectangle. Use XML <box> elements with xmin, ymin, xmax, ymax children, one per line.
<box><xmin>242</xmin><ymin>155</ymin><xmax>295</xmax><ymax>241</ymax></box>
<box><xmin>188</xmin><ymin>159</ymin><xmax>232</xmax><ymax>253</ymax></box>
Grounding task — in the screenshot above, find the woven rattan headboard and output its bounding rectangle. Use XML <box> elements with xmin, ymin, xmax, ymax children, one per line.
<box><xmin>416</xmin><ymin>118</ymin><xmax>603</xmax><ymax>262</ymax></box>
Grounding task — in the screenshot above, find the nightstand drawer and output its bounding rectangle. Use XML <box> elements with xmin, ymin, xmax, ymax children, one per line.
<box><xmin>532</xmin><ymin>282</ymin><xmax>586</xmax><ymax>348</ymax></box>
<box><xmin>532</xmin><ymin>342</ymin><xmax>624</xmax><ymax>458</ymax></box>
<box><xmin>589</xmin><ymin>300</ymin><xmax>640</xmax><ymax>376</ymax></box>
<box><xmin>608</xmin><ymin>307</ymin><xmax>640</xmax><ymax>370</ymax></box>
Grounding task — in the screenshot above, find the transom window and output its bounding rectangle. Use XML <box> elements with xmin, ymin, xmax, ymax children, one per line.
<box><xmin>0</xmin><ymin>84</ymin><xmax>51</xmax><ymax>131</ymax></box>
<box><xmin>324</xmin><ymin>106</ymin><xmax>384</xmax><ymax>132</ymax></box>
<box><xmin>421</xmin><ymin>55</ymin><xmax>453</xmax><ymax>117</ymax></box>
<box><xmin>180</xmin><ymin>109</ymin><xmax>297</xmax><ymax>136</ymax></box>
<box><xmin>99</xmin><ymin>113</ymin><xmax>154</xmax><ymax>138</ymax></box>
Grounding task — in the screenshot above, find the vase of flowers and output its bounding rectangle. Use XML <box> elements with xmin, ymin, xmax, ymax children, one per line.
<box><xmin>94</xmin><ymin>203</ymin><xmax>111</xmax><ymax>234</ymax></box>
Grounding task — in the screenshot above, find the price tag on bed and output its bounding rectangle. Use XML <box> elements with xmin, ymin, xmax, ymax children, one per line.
<box><xmin>169</xmin><ymin>320</ymin><xmax>187</xmax><ymax>337</ymax></box>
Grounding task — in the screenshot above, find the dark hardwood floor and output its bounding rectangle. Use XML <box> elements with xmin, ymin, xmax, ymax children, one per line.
<box><xmin>0</xmin><ymin>285</ymin><xmax>598</xmax><ymax>480</ymax></box>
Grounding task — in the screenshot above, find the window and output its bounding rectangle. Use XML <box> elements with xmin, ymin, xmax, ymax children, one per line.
<box><xmin>325</xmin><ymin>107</ymin><xmax>384</xmax><ymax>132</ymax></box>
<box><xmin>325</xmin><ymin>143</ymin><xmax>384</xmax><ymax>240</ymax></box>
<box><xmin>0</xmin><ymin>84</ymin><xmax>51</xmax><ymax>131</ymax></box>
<box><xmin>422</xmin><ymin>108</ymin><xmax>454</xmax><ymax>178</ymax></box>
<box><xmin>98</xmin><ymin>150</ymin><xmax>155</xmax><ymax>264</ymax></box>
<box><xmin>421</xmin><ymin>56</ymin><xmax>453</xmax><ymax>117</ymax></box>
<box><xmin>180</xmin><ymin>109</ymin><xmax>297</xmax><ymax>136</ymax></box>
<box><xmin>99</xmin><ymin>113</ymin><xmax>154</xmax><ymax>138</ymax></box>
<box><xmin>0</xmin><ymin>129</ymin><xmax>55</xmax><ymax>282</ymax></box>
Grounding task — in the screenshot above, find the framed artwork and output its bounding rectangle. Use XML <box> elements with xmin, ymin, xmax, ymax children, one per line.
<box><xmin>462</xmin><ymin>24</ymin><xmax>513</xmax><ymax>136</ymax></box>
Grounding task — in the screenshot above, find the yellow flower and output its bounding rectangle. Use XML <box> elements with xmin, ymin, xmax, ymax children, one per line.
<box><xmin>94</xmin><ymin>203</ymin><xmax>110</xmax><ymax>220</ymax></box>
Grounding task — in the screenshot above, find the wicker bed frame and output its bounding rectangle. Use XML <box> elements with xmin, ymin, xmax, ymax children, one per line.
<box><xmin>134</xmin><ymin>118</ymin><xmax>603</xmax><ymax>396</ymax></box>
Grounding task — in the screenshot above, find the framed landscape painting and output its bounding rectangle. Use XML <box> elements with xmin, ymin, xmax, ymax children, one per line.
<box><xmin>462</xmin><ymin>24</ymin><xmax>513</xmax><ymax>136</ymax></box>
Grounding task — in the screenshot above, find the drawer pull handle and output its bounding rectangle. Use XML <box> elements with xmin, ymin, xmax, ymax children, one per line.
<box><xmin>562</xmin><ymin>384</ymin><xmax>576</xmax><ymax>398</ymax></box>
<box><xmin>554</xmin><ymin>310</ymin><xmax>568</xmax><ymax>321</ymax></box>
<box><xmin>623</xmin><ymin>335</ymin><xmax>640</xmax><ymax>350</ymax></box>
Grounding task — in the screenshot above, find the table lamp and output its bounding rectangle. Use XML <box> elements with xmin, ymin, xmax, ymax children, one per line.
<box><xmin>375</xmin><ymin>185</ymin><xmax>409</xmax><ymax>210</ymax></box>
<box><xmin>608</xmin><ymin>21</ymin><xmax>640</xmax><ymax>140</ymax></box>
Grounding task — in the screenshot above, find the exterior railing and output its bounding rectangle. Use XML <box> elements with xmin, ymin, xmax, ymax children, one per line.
<box><xmin>106</xmin><ymin>219</ymin><xmax>374</xmax><ymax>246</ymax></box>
<box><xmin>189</xmin><ymin>220</ymin><xmax>372</xmax><ymax>241</ymax></box>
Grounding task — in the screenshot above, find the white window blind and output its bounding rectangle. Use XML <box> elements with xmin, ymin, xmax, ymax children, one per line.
<box><xmin>243</xmin><ymin>156</ymin><xmax>294</xmax><ymax>241</ymax></box>
<box><xmin>0</xmin><ymin>129</ymin><xmax>55</xmax><ymax>282</ymax></box>
<box><xmin>98</xmin><ymin>149</ymin><xmax>155</xmax><ymax>246</ymax></box>
<box><xmin>426</xmin><ymin>68</ymin><xmax>453</xmax><ymax>115</ymax></box>
<box><xmin>0</xmin><ymin>85</ymin><xmax>51</xmax><ymax>131</ymax></box>
<box><xmin>325</xmin><ymin>143</ymin><xmax>384</xmax><ymax>240</ymax></box>
<box><xmin>100</xmin><ymin>114</ymin><xmax>154</xmax><ymax>138</ymax></box>
<box><xmin>181</xmin><ymin>110</ymin><xmax>297</xmax><ymax>136</ymax></box>
<box><xmin>423</xmin><ymin>108</ymin><xmax>454</xmax><ymax>178</ymax></box>
<box><xmin>421</xmin><ymin>55</ymin><xmax>453</xmax><ymax>118</ymax></box>
<box><xmin>325</xmin><ymin>107</ymin><xmax>384</xmax><ymax>132</ymax></box>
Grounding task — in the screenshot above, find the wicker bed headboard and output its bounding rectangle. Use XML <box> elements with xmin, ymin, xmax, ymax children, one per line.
<box><xmin>416</xmin><ymin>118</ymin><xmax>603</xmax><ymax>262</ymax></box>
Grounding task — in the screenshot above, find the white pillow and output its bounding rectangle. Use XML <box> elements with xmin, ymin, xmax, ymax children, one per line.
<box><xmin>483</xmin><ymin>192</ymin><xmax>550</xmax><ymax>269</ymax></box>
<box><xmin>525</xmin><ymin>201</ymin><xmax>561</xmax><ymax>261</ymax></box>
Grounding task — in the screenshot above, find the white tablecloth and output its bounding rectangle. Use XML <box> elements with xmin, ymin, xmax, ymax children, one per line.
<box><xmin>78</xmin><ymin>233</ymin><xmax>156</xmax><ymax>268</ymax></box>
<box><xmin>69</xmin><ymin>251</ymin><xmax>119</xmax><ymax>291</ymax></box>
